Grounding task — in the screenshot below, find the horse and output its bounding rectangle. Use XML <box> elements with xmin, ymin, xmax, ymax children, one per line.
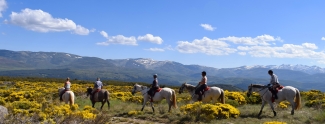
<box><xmin>178</xmin><ymin>82</ymin><xmax>225</xmax><ymax>104</ymax></box>
<box><xmin>131</xmin><ymin>83</ymin><xmax>177</xmax><ymax>112</ymax></box>
<box><xmin>58</xmin><ymin>87</ymin><xmax>75</xmax><ymax>105</ymax></box>
<box><xmin>247</xmin><ymin>84</ymin><xmax>301</xmax><ymax>117</ymax></box>
<box><xmin>86</xmin><ymin>87</ymin><xmax>110</xmax><ymax>110</ymax></box>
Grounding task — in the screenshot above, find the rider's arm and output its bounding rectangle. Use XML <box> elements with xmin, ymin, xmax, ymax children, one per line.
<box><xmin>200</xmin><ymin>77</ymin><xmax>206</xmax><ymax>85</ymax></box>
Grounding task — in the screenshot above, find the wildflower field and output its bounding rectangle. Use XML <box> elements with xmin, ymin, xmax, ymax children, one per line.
<box><xmin>0</xmin><ymin>77</ymin><xmax>324</xmax><ymax>124</ymax></box>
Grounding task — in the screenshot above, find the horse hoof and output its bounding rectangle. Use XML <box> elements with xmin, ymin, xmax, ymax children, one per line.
<box><xmin>273</xmin><ymin>111</ymin><xmax>277</xmax><ymax>116</ymax></box>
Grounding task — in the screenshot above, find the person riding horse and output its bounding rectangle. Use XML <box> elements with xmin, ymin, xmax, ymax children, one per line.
<box><xmin>91</xmin><ymin>77</ymin><xmax>103</xmax><ymax>102</ymax></box>
<box><xmin>268</xmin><ymin>70</ymin><xmax>280</xmax><ymax>99</ymax></box>
<box><xmin>195</xmin><ymin>71</ymin><xmax>208</xmax><ymax>101</ymax></box>
<box><xmin>59</xmin><ymin>77</ymin><xmax>71</xmax><ymax>101</ymax></box>
<box><xmin>147</xmin><ymin>74</ymin><xmax>159</xmax><ymax>101</ymax></box>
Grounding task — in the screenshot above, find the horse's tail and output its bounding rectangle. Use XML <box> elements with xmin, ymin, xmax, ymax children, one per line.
<box><xmin>172</xmin><ymin>89</ymin><xmax>177</xmax><ymax>108</ymax></box>
<box><xmin>105</xmin><ymin>91</ymin><xmax>110</xmax><ymax>100</ymax></box>
<box><xmin>105</xmin><ymin>91</ymin><xmax>110</xmax><ymax>108</ymax></box>
<box><xmin>295</xmin><ymin>88</ymin><xmax>301</xmax><ymax>110</ymax></box>
<box><xmin>69</xmin><ymin>92</ymin><xmax>74</xmax><ymax>105</ymax></box>
<box><xmin>220</xmin><ymin>89</ymin><xmax>225</xmax><ymax>104</ymax></box>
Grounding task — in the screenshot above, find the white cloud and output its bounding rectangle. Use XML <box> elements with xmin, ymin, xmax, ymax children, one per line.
<box><xmin>73</xmin><ymin>25</ymin><xmax>90</xmax><ymax>35</ymax></box>
<box><xmin>137</xmin><ymin>34</ymin><xmax>163</xmax><ymax>44</ymax></box>
<box><xmin>8</xmin><ymin>8</ymin><xmax>90</xmax><ymax>35</ymax></box>
<box><xmin>237</xmin><ymin>43</ymin><xmax>325</xmax><ymax>59</ymax></box>
<box><xmin>200</xmin><ymin>24</ymin><xmax>216</xmax><ymax>31</ymax></box>
<box><xmin>90</xmin><ymin>28</ymin><xmax>96</xmax><ymax>32</ymax></box>
<box><xmin>96</xmin><ymin>35</ymin><xmax>137</xmax><ymax>46</ymax></box>
<box><xmin>144</xmin><ymin>48</ymin><xmax>165</xmax><ymax>52</ymax></box>
<box><xmin>176</xmin><ymin>37</ymin><xmax>237</xmax><ymax>55</ymax></box>
<box><xmin>322</xmin><ymin>37</ymin><xmax>325</xmax><ymax>40</ymax></box>
<box><xmin>100</xmin><ymin>31</ymin><xmax>108</xmax><ymax>39</ymax></box>
<box><xmin>238</xmin><ymin>52</ymin><xmax>246</xmax><ymax>56</ymax></box>
<box><xmin>218</xmin><ymin>34</ymin><xmax>282</xmax><ymax>46</ymax></box>
<box><xmin>0</xmin><ymin>0</ymin><xmax>7</xmax><ymax>17</ymax></box>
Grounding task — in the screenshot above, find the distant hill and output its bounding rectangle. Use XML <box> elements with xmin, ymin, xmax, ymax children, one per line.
<box><xmin>0</xmin><ymin>49</ymin><xmax>324</xmax><ymax>91</ymax></box>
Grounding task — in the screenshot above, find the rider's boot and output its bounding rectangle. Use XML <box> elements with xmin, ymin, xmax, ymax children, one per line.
<box><xmin>274</xmin><ymin>93</ymin><xmax>278</xmax><ymax>99</ymax></box>
<box><xmin>60</xmin><ymin>95</ymin><xmax>63</xmax><ymax>102</ymax></box>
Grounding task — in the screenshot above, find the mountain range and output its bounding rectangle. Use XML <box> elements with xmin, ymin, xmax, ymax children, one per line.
<box><xmin>0</xmin><ymin>49</ymin><xmax>324</xmax><ymax>91</ymax></box>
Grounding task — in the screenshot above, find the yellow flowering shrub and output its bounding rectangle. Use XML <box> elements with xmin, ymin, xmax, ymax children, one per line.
<box><xmin>0</xmin><ymin>96</ymin><xmax>5</xmax><ymax>105</ymax></box>
<box><xmin>301</xmin><ymin>90</ymin><xmax>325</xmax><ymax>108</ymax></box>
<box><xmin>128</xmin><ymin>110</ymin><xmax>144</xmax><ymax>116</ymax></box>
<box><xmin>180</xmin><ymin>102</ymin><xmax>240</xmax><ymax>121</ymax></box>
<box><xmin>278</xmin><ymin>101</ymin><xmax>290</xmax><ymax>109</ymax></box>
<box><xmin>225</xmin><ymin>90</ymin><xmax>247</xmax><ymax>105</ymax></box>
<box><xmin>263</xmin><ymin>121</ymin><xmax>287</xmax><ymax>124</ymax></box>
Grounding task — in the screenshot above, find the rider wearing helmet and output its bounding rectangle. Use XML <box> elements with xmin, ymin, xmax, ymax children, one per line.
<box><xmin>148</xmin><ymin>74</ymin><xmax>159</xmax><ymax>101</ymax></box>
<box><xmin>195</xmin><ymin>71</ymin><xmax>208</xmax><ymax>101</ymax></box>
<box><xmin>268</xmin><ymin>70</ymin><xmax>280</xmax><ymax>99</ymax></box>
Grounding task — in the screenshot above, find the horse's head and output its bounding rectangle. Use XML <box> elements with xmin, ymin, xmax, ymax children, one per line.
<box><xmin>131</xmin><ymin>83</ymin><xmax>140</xmax><ymax>95</ymax></box>
<box><xmin>86</xmin><ymin>87</ymin><xmax>92</xmax><ymax>96</ymax></box>
<box><xmin>58</xmin><ymin>87</ymin><xmax>65</xmax><ymax>93</ymax></box>
<box><xmin>179</xmin><ymin>82</ymin><xmax>187</xmax><ymax>94</ymax></box>
<box><xmin>247</xmin><ymin>84</ymin><xmax>267</xmax><ymax>97</ymax></box>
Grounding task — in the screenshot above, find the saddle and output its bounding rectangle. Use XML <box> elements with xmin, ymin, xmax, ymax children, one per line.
<box><xmin>155</xmin><ymin>88</ymin><xmax>162</xmax><ymax>92</ymax></box>
<box><xmin>200</xmin><ymin>86</ymin><xmax>210</xmax><ymax>96</ymax></box>
<box><xmin>92</xmin><ymin>89</ymin><xmax>102</xmax><ymax>101</ymax></box>
<box><xmin>269</xmin><ymin>85</ymin><xmax>284</xmax><ymax>102</ymax></box>
<box><xmin>148</xmin><ymin>88</ymin><xmax>162</xmax><ymax>102</ymax></box>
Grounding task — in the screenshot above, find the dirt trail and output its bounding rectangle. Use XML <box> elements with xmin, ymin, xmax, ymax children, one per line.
<box><xmin>109</xmin><ymin>117</ymin><xmax>166</xmax><ymax>124</ymax></box>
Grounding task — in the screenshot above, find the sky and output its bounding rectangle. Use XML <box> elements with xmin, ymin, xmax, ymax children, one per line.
<box><xmin>1</xmin><ymin>0</ymin><xmax>325</xmax><ymax>68</ymax></box>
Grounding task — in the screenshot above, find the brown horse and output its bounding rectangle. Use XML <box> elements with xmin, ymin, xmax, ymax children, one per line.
<box><xmin>86</xmin><ymin>87</ymin><xmax>110</xmax><ymax>110</ymax></box>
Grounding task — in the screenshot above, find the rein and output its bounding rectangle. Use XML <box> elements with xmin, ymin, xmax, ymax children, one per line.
<box><xmin>138</xmin><ymin>86</ymin><xmax>148</xmax><ymax>96</ymax></box>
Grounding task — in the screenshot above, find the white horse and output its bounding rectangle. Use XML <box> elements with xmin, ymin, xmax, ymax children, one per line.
<box><xmin>247</xmin><ymin>84</ymin><xmax>301</xmax><ymax>117</ymax></box>
<box><xmin>131</xmin><ymin>83</ymin><xmax>177</xmax><ymax>112</ymax></box>
<box><xmin>178</xmin><ymin>82</ymin><xmax>225</xmax><ymax>104</ymax></box>
<box><xmin>58</xmin><ymin>87</ymin><xmax>75</xmax><ymax>105</ymax></box>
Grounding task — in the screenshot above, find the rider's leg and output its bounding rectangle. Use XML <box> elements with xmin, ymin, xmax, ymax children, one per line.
<box><xmin>272</xmin><ymin>86</ymin><xmax>278</xmax><ymax>99</ymax></box>
<box><xmin>59</xmin><ymin>90</ymin><xmax>64</xmax><ymax>101</ymax></box>
<box><xmin>196</xmin><ymin>86</ymin><xmax>203</xmax><ymax>101</ymax></box>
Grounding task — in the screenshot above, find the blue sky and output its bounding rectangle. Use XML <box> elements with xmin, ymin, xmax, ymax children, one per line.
<box><xmin>1</xmin><ymin>0</ymin><xmax>325</xmax><ymax>68</ymax></box>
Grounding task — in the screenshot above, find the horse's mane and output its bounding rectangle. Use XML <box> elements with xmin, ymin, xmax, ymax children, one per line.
<box><xmin>183</xmin><ymin>83</ymin><xmax>196</xmax><ymax>91</ymax></box>
<box><xmin>251</xmin><ymin>84</ymin><xmax>267</xmax><ymax>88</ymax></box>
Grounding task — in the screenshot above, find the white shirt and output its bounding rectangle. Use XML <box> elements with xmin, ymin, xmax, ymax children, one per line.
<box><xmin>200</xmin><ymin>76</ymin><xmax>207</xmax><ymax>85</ymax></box>
<box><xmin>270</xmin><ymin>74</ymin><xmax>279</xmax><ymax>85</ymax></box>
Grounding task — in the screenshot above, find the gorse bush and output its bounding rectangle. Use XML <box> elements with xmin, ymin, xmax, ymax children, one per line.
<box><xmin>301</xmin><ymin>90</ymin><xmax>325</xmax><ymax>108</ymax></box>
<box><xmin>225</xmin><ymin>90</ymin><xmax>246</xmax><ymax>105</ymax></box>
<box><xmin>180</xmin><ymin>102</ymin><xmax>240</xmax><ymax>121</ymax></box>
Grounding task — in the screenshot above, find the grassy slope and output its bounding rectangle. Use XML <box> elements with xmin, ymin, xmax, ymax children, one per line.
<box><xmin>71</xmin><ymin>94</ymin><xmax>325</xmax><ymax>124</ymax></box>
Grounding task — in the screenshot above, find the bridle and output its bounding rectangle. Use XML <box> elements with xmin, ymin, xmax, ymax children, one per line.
<box><xmin>248</xmin><ymin>85</ymin><xmax>269</xmax><ymax>100</ymax></box>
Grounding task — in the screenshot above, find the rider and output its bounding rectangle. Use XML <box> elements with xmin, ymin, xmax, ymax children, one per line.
<box><xmin>268</xmin><ymin>70</ymin><xmax>280</xmax><ymax>99</ymax></box>
<box><xmin>59</xmin><ymin>77</ymin><xmax>71</xmax><ymax>101</ymax></box>
<box><xmin>91</xmin><ymin>77</ymin><xmax>103</xmax><ymax>101</ymax></box>
<box><xmin>148</xmin><ymin>74</ymin><xmax>159</xmax><ymax>101</ymax></box>
<box><xmin>195</xmin><ymin>71</ymin><xmax>207</xmax><ymax>101</ymax></box>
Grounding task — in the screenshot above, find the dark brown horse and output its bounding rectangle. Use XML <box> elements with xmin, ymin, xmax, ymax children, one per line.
<box><xmin>86</xmin><ymin>87</ymin><xmax>110</xmax><ymax>110</ymax></box>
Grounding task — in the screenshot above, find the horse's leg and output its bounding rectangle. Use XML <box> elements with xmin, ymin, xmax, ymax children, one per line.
<box><xmin>268</xmin><ymin>101</ymin><xmax>276</xmax><ymax>116</ymax></box>
<box><xmin>141</xmin><ymin>97</ymin><xmax>148</xmax><ymax>111</ymax></box>
<box><xmin>92</xmin><ymin>101</ymin><xmax>96</xmax><ymax>108</ymax></box>
<box><xmin>100</xmin><ymin>100</ymin><xmax>105</xmax><ymax>110</ymax></box>
<box><xmin>150</xmin><ymin>101</ymin><xmax>155</xmax><ymax>112</ymax></box>
<box><xmin>167</xmin><ymin>96</ymin><xmax>172</xmax><ymax>112</ymax></box>
<box><xmin>258</xmin><ymin>100</ymin><xmax>266</xmax><ymax>117</ymax></box>
<box><xmin>289</xmin><ymin>99</ymin><xmax>295</xmax><ymax>115</ymax></box>
<box><xmin>107</xmin><ymin>99</ymin><xmax>110</xmax><ymax>110</ymax></box>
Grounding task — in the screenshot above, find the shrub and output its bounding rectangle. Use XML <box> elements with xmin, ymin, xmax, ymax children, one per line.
<box><xmin>180</xmin><ymin>102</ymin><xmax>240</xmax><ymax>121</ymax></box>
